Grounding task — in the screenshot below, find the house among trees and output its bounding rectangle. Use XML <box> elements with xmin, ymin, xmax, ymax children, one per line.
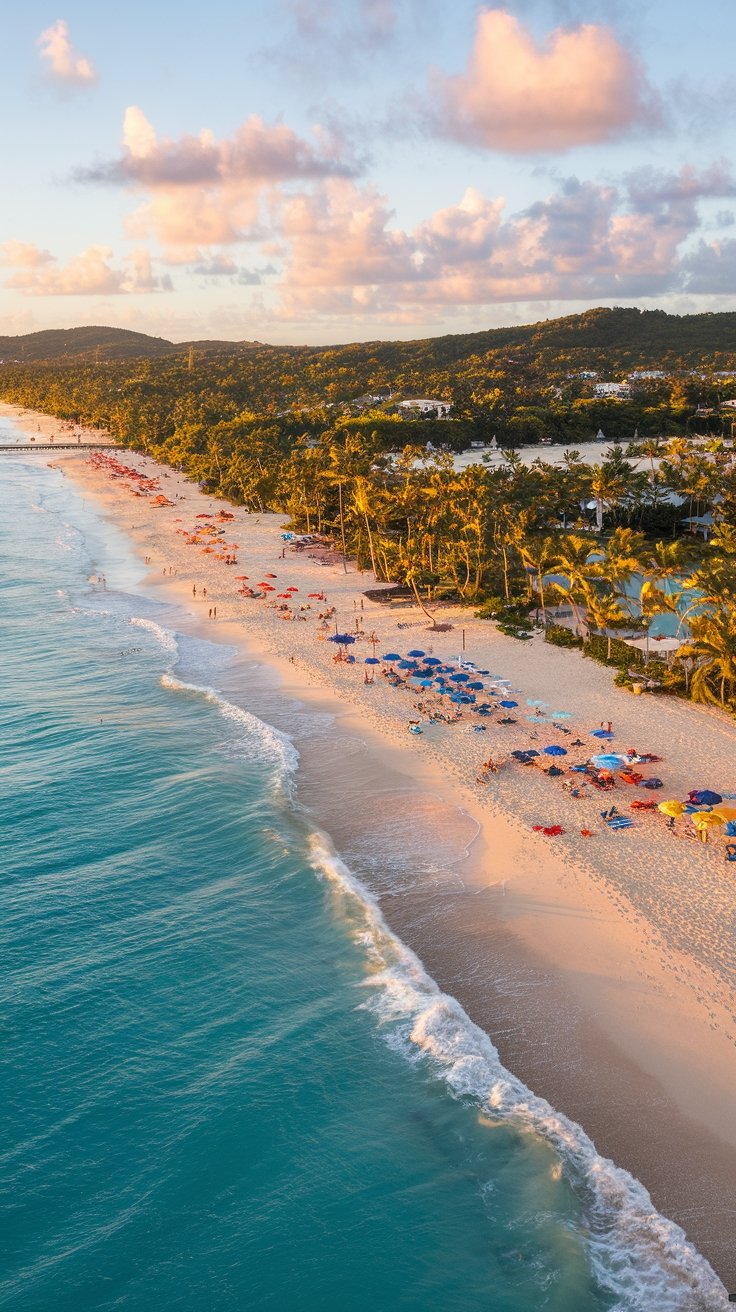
<box><xmin>593</xmin><ymin>381</ymin><xmax>631</xmax><ymax>399</ymax></box>
<box><xmin>397</xmin><ymin>398</ymin><xmax>452</xmax><ymax>418</ymax></box>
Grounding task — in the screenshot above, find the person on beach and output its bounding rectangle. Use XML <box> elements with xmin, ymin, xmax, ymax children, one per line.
<box><xmin>193</xmin><ymin>585</ymin><xmax>196</xmax><ymax>596</ymax></box>
<box><xmin>213</xmin><ymin>607</ymin><xmax>217</xmax><ymax>618</ymax></box>
<box><xmin>208</xmin><ymin>608</ymin><xmax>212</xmax><ymax>619</ymax></box>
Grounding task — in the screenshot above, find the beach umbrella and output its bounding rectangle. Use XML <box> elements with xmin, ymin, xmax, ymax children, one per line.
<box><xmin>383</xmin><ymin>652</ymin><xmax>401</xmax><ymax>661</ymax></box>
<box><xmin>499</xmin><ymin>699</ymin><xmax>518</xmax><ymax>708</ymax></box>
<box><xmin>592</xmin><ymin>754</ymin><xmax>627</xmax><ymax>769</ymax></box>
<box><xmin>418</xmin><ymin>678</ymin><xmax>433</xmax><ymax>687</ymax></box>
<box><xmin>407</xmin><ymin>649</ymin><xmax>426</xmax><ymax>657</ymax></box>
<box><xmin>711</xmin><ymin>804</ymin><xmax>736</xmax><ymax>822</ymax></box>
<box><xmin>399</xmin><ymin>660</ymin><xmax>417</xmax><ymax>669</ymax></box>
<box><xmin>689</xmin><ymin>789</ymin><xmax>723</xmax><ymax>807</ymax></box>
<box><xmin>591</xmin><ymin>729</ymin><xmax>614</xmax><ymax>738</ymax></box>
<box><xmin>527</xmin><ymin>699</ymin><xmax>546</xmax><ymax>707</ymax></box>
<box><xmin>235</xmin><ymin>575</ymin><xmax>248</xmax><ymax>580</ymax></box>
<box><xmin>423</xmin><ymin>656</ymin><xmax>442</xmax><ymax>666</ymax></box>
<box><xmin>551</xmin><ymin>711</ymin><xmax>573</xmax><ymax>720</ymax></box>
<box><xmin>450</xmin><ymin>672</ymin><xmax>469</xmax><ymax>682</ymax></box>
<box><xmin>277</xmin><ymin>593</ymin><xmax>291</xmax><ymax>598</ymax></box>
<box><xmin>331</xmin><ymin>633</ymin><xmax>356</xmax><ymax>644</ymax></box>
<box><xmin>658</xmin><ymin>800</ymin><xmax>686</xmax><ymax>818</ymax></box>
<box><xmin>468</xmin><ymin>682</ymin><xmax>485</xmax><ymax>690</ymax></box>
<box><xmin>543</xmin><ymin>745</ymin><xmax>567</xmax><ymax>756</ymax></box>
<box><xmin>286</xmin><ymin>586</ymin><xmax>299</xmax><ymax>592</ymax></box>
<box><xmin>365</xmin><ymin>657</ymin><xmax>380</xmax><ymax>665</ymax></box>
<box><xmin>690</xmin><ymin>810</ymin><xmax>724</xmax><ymax>830</ymax></box>
<box><xmin>265</xmin><ymin>573</ymin><xmax>277</xmax><ymax>578</ymax></box>
<box><xmin>308</xmin><ymin>592</ymin><xmax>323</xmax><ymax>599</ymax></box>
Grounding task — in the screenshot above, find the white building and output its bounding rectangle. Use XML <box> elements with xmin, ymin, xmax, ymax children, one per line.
<box><xmin>594</xmin><ymin>382</ymin><xmax>631</xmax><ymax>399</ymax></box>
<box><xmin>628</xmin><ymin>370</ymin><xmax>665</xmax><ymax>381</ymax></box>
<box><xmin>398</xmin><ymin>399</ymin><xmax>452</xmax><ymax>418</ymax></box>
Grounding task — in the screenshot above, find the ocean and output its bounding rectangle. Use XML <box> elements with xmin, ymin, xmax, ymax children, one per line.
<box><xmin>0</xmin><ymin>453</ymin><xmax>726</xmax><ymax>1311</ymax></box>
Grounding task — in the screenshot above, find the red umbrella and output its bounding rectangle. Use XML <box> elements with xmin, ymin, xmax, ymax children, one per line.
<box><xmin>235</xmin><ymin>575</ymin><xmax>248</xmax><ymax>580</ymax></box>
<box><xmin>308</xmin><ymin>592</ymin><xmax>323</xmax><ymax>599</ymax></box>
<box><xmin>286</xmin><ymin>586</ymin><xmax>298</xmax><ymax>592</ymax></box>
<box><xmin>277</xmin><ymin>592</ymin><xmax>291</xmax><ymax>598</ymax></box>
<box><xmin>265</xmin><ymin>573</ymin><xmax>277</xmax><ymax>579</ymax></box>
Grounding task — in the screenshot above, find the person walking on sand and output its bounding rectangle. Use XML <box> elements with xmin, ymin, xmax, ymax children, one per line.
<box><xmin>213</xmin><ymin>607</ymin><xmax>217</xmax><ymax>618</ymax></box>
<box><xmin>208</xmin><ymin>608</ymin><xmax>212</xmax><ymax>619</ymax></box>
<box><xmin>193</xmin><ymin>585</ymin><xmax>197</xmax><ymax>596</ymax></box>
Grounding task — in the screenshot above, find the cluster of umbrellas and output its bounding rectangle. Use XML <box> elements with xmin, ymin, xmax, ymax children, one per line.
<box><xmin>89</xmin><ymin>450</ymin><xmax>161</xmax><ymax>496</ymax></box>
<box><xmin>658</xmin><ymin>791</ymin><xmax>736</xmax><ymax>836</ymax></box>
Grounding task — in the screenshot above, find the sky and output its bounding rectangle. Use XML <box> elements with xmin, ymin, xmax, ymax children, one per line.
<box><xmin>1</xmin><ymin>0</ymin><xmax>736</xmax><ymax>344</ymax></box>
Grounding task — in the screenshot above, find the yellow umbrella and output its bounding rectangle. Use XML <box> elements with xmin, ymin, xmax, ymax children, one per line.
<box><xmin>710</xmin><ymin>805</ymin><xmax>736</xmax><ymax>822</ymax></box>
<box><xmin>690</xmin><ymin>811</ymin><xmax>724</xmax><ymax>828</ymax></box>
<box><xmin>658</xmin><ymin>800</ymin><xmax>686</xmax><ymax>818</ymax></box>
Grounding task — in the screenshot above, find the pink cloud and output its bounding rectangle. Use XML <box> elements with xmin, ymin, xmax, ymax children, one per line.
<box><xmin>75</xmin><ymin>106</ymin><xmax>358</xmax><ymax>255</ymax></box>
<box><xmin>0</xmin><ymin>241</ymin><xmax>55</xmax><ymax>268</ymax></box>
<box><xmin>433</xmin><ymin>9</ymin><xmax>659</xmax><ymax>153</ymax></box>
<box><xmin>3</xmin><ymin>244</ymin><xmax>171</xmax><ymax>296</ymax></box>
<box><xmin>37</xmin><ymin>19</ymin><xmax>97</xmax><ymax>89</ymax></box>
<box><xmin>273</xmin><ymin>168</ymin><xmax>736</xmax><ymax>320</ymax></box>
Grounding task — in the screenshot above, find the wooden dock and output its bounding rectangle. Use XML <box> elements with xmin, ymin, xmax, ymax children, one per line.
<box><xmin>0</xmin><ymin>442</ymin><xmax>111</xmax><ymax>453</ymax></box>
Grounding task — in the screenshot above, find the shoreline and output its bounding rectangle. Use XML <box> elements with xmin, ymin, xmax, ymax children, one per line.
<box><xmin>5</xmin><ymin>403</ymin><xmax>734</xmax><ymax>1292</ymax></box>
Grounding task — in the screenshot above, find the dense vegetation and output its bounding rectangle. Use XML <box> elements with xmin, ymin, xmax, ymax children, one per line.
<box><xmin>2</xmin><ymin>307</ymin><xmax>736</xmax><ymax>711</ymax></box>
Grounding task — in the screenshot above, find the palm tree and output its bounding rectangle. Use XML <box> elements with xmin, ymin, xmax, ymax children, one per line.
<box><xmin>547</xmin><ymin>535</ymin><xmax>599</xmax><ymax>634</ymax></box>
<box><xmin>679</xmin><ymin>610</ymin><xmax>736</xmax><ymax>708</ymax></box>
<box><xmin>518</xmin><ymin>535</ymin><xmax>560</xmax><ymax>624</ymax></box>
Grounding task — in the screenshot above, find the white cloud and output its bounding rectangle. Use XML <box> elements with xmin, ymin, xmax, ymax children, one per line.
<box><xmin>3</xmin><ymin>244</ymin><xmax>172</xmax><ymax>296</ymax></box>
<box><xmin>37</xmin><ymin>19</ymin><xmax>97</xmax><ymax>89</ymax></box>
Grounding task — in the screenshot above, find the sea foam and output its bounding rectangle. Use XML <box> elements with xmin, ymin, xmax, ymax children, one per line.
<box><xmin>309</xmin><ymin>835</ymin><xmax>728</xmax><ymax>1312</ymax></box>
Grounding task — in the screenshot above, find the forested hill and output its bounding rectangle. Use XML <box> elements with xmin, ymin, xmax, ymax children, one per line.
<box><xmin>2</xmin><ymin>307</ymin><xmax>736</xmax><ymax>371</ymax></box>
<box><xmin>0</xmin><ymin>326</ymin><xmax>175</xmax><ymax>362</ymax></box>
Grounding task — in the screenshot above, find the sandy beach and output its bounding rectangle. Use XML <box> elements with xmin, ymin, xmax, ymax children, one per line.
<box><xmin>7</xmin><ymin>400</ymin><xmax>733</xmax><ymax>1292</ymax></box>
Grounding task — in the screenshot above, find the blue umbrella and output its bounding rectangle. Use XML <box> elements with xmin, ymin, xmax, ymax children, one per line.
<box><xmin>527</xmin><ymin>699</ymin><xmax>546</xmax><ymax>707</ymax></box>
<box><xmin>551</xmin><ymin>711</ymin><xmax>573</xmax><ymax>720</ymax></box>
<box><xmin>468</xmin><ymin>681</ymin><xmax>484</xmax><ymax>690</ymax></box>
<box><xmin>450</xmin><ymin>672</ymin><xmax>470</xmax><ymax>682</ymax></box>
<box><xmin>592</xmin><ymin>754</ymin><xmax>626</xmax><ymax>769</ymax></box>
<box><xmin>364</xmin><ymin>657</ymin><xmax>380</xmax><ymax>664</ymax></box>
<box><xmin>399</xmin><ymin>660</ymin><xmax>417</xmax><ymax>669</ymax></box>
<box><xmin>499</xmin><ymin>699</ymin><xmax>518</xmax><ymax>708</ymax></box>
<box><xmin>591</xmin><ymin>729</ymin><xmax>614</xmax><ymax>738</ymax></box>
<box><xmin>543</xmin><ymin>745</ymin><xmax>567</xmax><ymax>756</ymax></box>
<box><xmin>330</xmin><ymin>633</ymin><xmax>356</xmax><ymax>644</ymax></box>
<box><xmin>423</xmin><ymin>656</ymin><xmax>442</xmax><ymax>666</ymax></box>
<box><xmin>407</xmin><ymin>649</ymin><xmax>426</xmax><ymax>657</ymax></box>
<box><xmin>418</xmin><ymin>678</ymin><xmax>433</xmax><ymax>687</ymax></box>
<box><xmin>383</xmin><ymin>652</ymin><xmax>401</xmax><ymax>661</ymax></box>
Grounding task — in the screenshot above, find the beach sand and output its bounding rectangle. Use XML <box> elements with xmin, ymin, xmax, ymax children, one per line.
<box><xmin>9</xmin><ymin>407</ymin><xmax>732</xmax><ymax>1291</ymax></box>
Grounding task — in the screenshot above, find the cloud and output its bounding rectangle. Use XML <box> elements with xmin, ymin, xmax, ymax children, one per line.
<box><xmin>73</xmin><ymin>106</ymin><xmax>360</xmax><ymax>254</ymax></box>
<box><xmin>3</xmin><ymin>244</ymin><xmax>172</xmax><ymax>296</ymax></box>
<box><xmin>0</xmin><ymin>241</ymin><xmax>54</xmax><ymax>268</ymax></box>
<box><xmin>37</xmin><ymin>19</ymin><xmax>97</xmax><ymax>89</ymax></box>
<box><xmin>272</xmin><ymin>166</ymin><xmax>736</xmax><ymax>320</ymax></box>
<box><xmin>191</xmin><ymin>255</ymin><xmax>278</xmax><ymax>284</ymax></box>
<box><xmin>77</xmin><ymin>105</ymin><xmax>358</xmax><ymax>188</ymax></box>
<box><xmin>432</xmin><ymin>8</ymin><xmax>660</xmax><ymax>153</ymax></box>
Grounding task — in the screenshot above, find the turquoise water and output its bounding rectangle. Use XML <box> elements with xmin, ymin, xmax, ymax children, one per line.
<box><xmin>0</xmin><ymin>458</ymin><xmax>725</xmax><ymax>1311</ymax></box>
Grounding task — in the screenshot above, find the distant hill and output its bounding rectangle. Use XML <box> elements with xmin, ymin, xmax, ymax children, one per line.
<box><xmin>0</xmin><ymin>326</ymin><xmax>175</xmax><ymax>363</ymax></box>
<box><xmin>2</xmin><ymin>308</ymin><xmax>736</xmax><ymax>370</ymax></box>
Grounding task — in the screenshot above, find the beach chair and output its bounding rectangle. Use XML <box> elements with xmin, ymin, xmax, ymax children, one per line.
<box><xmin>606</xmin><ymin>815</ymin><xmax>634</xmax><ymax>829</ymax></box>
